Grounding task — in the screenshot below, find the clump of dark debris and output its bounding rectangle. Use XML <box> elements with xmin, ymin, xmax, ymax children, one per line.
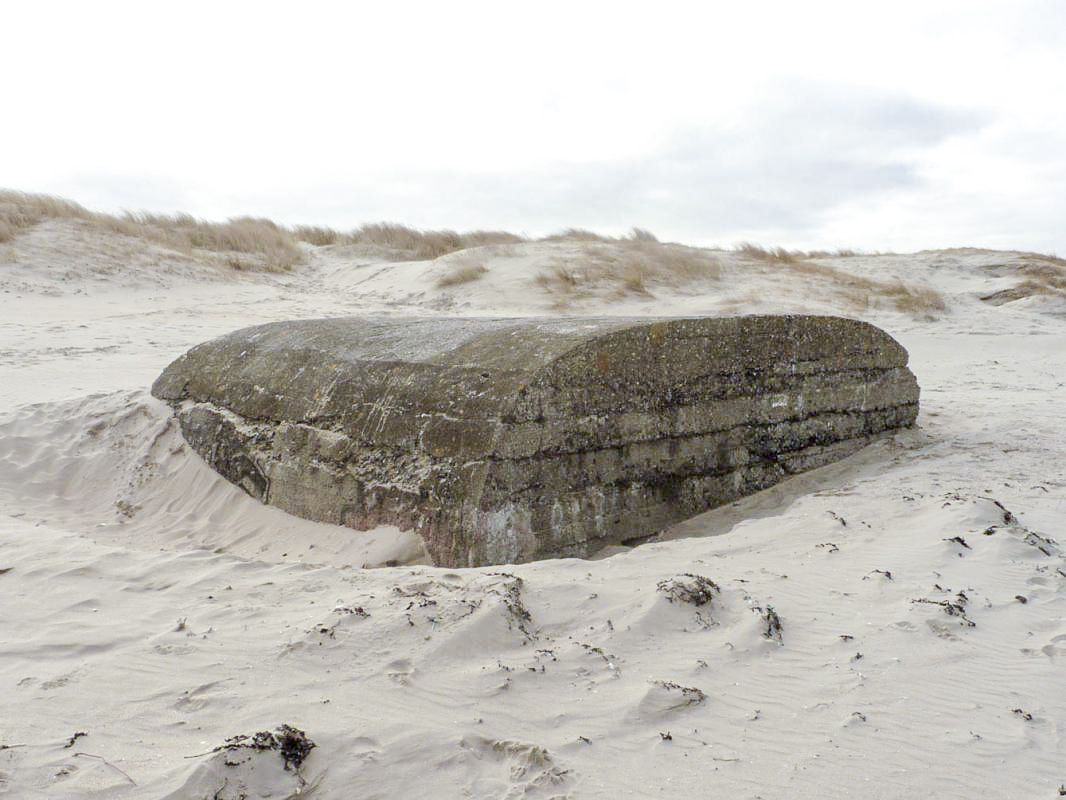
<box><xmin>657</xmin><ymin>574</ymin><xmax>720</xmax><ymax>606</ymax></box>
<box><xmin>315</xmin><ymin>605</ymin><xmax>370</xmax><ymax>639</ymax></box>
<box><xmin>982</xmin><ymin>496</ymin><xmax>1016</xmax><ymax>525</ymax></box>
<box><xmin>762</xmin><ymin>606</ymin><xmax>783</xmax><ymax>643</ymax></box>
<box><xmin>651</xmin><ymin>680</ymin><xmax>707</xmax><ymax>708</ymax></box>
<box><xmin>486</xmin><ymin>572</ymin><xmax>534</xmax><ymax>641</ymax></box>
<box><xmin>213</xmin><ymin>725</ymin><xmax>315</xmax><ymax>771</ymax></box>
<box><xmin>911</xmin><ymin>590</ymin><xmax>976</xmax><ymax>627</ymax></box>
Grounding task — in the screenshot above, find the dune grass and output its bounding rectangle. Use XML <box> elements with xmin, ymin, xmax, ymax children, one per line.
<box><xmin>0</xmin><ymin>190</ymin><xmax>94</xmax><ymax>242</ymax></box>
<box><xmin>351</xmin><ymin>223</ymin><xmax>523</xmax><ymax>260</ymax></box>
<box><xmin>295</xmin><ymin>222</ymin><xmax>524</xmax><ymax>261</ymax></box>
<box><xmin>538</xmin><ymin>228</ymin><xmax>612</xmax><ymax>243</ymax></box>
<box><xmin>726</xmin><ymin>241</ymin><xmax>947</xmax><ymax>318</ymax></box>
<box><xmin>1015</xmin><ymin>253</ymin><xmax>1066</xmax><ymax>283</ymax></box>
<box><xmin>979</xmin><ymin>253</ymin><xmax>1066</xmax><ymax>305</ymax></box>
<box><xmin>2</xmin><ymin>189</ymin><xmax>533</xmax><ymax>269</ymax></box>
<box><xmin>525</xmin><ymin>233</ymin><xmax>946</xmax><ymax>317</ymax></box>
<box><xmin>2</xmin><ymin>193</ymin><xmax>681</xmax><ymax>273</ymax></box>
<box><xmin>435</xmin><ymin>257</ymin><xmax>489</xmax><ymax>288</ymax></box>
<box><xmin>0</xmin><ymin>189</ymin><xmax>967</xmax><ymax>318</ymax></box>
<box><xmin>1</xmin><ymin>192</ymin><xmax>530</xmax><ymax>270</ymax></box>
<box><xmin>1</xmin><ymin>190</ymin><xmax>304</xmax><ymax>271</ymax></box>
<box><xmin>534</xmin><ymin>230</ymin><xmax>722</xmax><ymax>303</ymax></box>
<box><xmin>290</xmin><ymin>225</ymin><xmax>342</xmax><ymax>247</ymax></box>
<box><xmin>734</xmin><ymin>242</ymin><xmax>804</xmax><ymax>264</ymax></box>
<box><xmin>842</xmin><ymin>278</ymin><xmax>948</xmax><ymax>317</ymax></box>
<box><xmin>106</xmin><ymin>212</ymin><xmax>305</xmax><ymax>271</ymax></box>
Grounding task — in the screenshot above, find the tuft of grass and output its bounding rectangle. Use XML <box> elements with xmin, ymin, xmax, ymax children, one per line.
<box><xmin>735</xmin><ymin>242</ymin><xmax>804</xmax><ymax>263</ymax></box>
<box><xmin>539</xmin><ymin>227</ymin><xmax>659</xmax><ymax>244</ymax></box>
<box><xmin>354</xmin><ymin>222</ymin><xmax>461</xmax><ymax>258</ymax></box>
<box><xmin>291</xmin><ymin>225</ymin><xmax>343</xmax><ymax>247</ymax></box>
<box><xmin>729</xmin><ymin>243</ymin><xmax>948</xmax><ymax>319</ymax></box>
<box><xmin>101</xmin><ymin>212</ymin><xmax>304</xmax><ymax>271</ymax></box>
<box><xmin>626</xmin><ymin>227</ymin><xmax>659</xmax><ymax>243</ymax></box>
<box><xmin>879</xmin><ymin>281</ymin><xmax>949</xmax><ymax>316</ymax></box>
<box><xmin>436</xmin><ymin>259</ymin><xmax>489</xmax><ymax>288</ymax></box>
<box><xmin>535</xmin><ymin>239</ymin><xmax>721</xmax><ymax>305</ymax></box>
<box><xmin>462</xmin><ymin>230</ymin><xmax>526</xmax><ymax>248</ymax></box>
<box><xmin>731</xmin><ymin>244</ymin><xmax>948</xmax><ymax>319</ymax></box>
<box><xmin>1029</xmin><ymin>251</ymin><xmax>1066</xmax><ymax>267</ymax></box>
<box><xmin>534</xmin><ymin>264</ymin><xmax>581</xmax><ymax>291</ymax></box>
<box><xmin>813</xmin><ymin>267</ymin><xmax>947</xmax><ymax>318</ymax></box>
<box><xmin>1016</xmin><ymin>254</ymin><xmax>1066</xmax><ymax>283</ymax></box>
<box><xmin>806</xmin><ymin>248</ymin><xmax>863</xmax><ymax>258</ymax></box>
<box><xmin>539</xmin><ymin>228</ymin><xmax>612</xmax><ymax>243</ymax></box>
<box><xmin>979</xmin><ymin>253</ymin><xmax>1066</xmax><ymax>305</ymax></box>
<box><xmin>0</xmin><ymin>190</ymin><xmax>94</xmax><ymax>242</ymax></box>
<box><xmin>345</xmin><ymin>223</ymin><xmax>523</xmax><ymax>261</ymax></box>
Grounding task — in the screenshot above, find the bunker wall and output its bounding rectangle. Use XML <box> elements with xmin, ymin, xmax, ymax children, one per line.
<box><xmin>153</xmin><ymin>315</ymin><xmax>920</xmax><ymax>567</ymax></box>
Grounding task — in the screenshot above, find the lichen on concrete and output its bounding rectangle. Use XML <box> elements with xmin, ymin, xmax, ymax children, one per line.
<box><xmin>152</xmin><ymin>315</ymin><xmax>920</xmax><ymax>567</ymax></box>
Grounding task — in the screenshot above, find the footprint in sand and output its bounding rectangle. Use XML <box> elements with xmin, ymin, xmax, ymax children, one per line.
<box><xmin>385</xmin><ymin>658</ymin><xmax>415</xmax><ymax>685</ymax></box>
<box><xmin>452</xmin><ymin>736</ymin><xmax>574</xmax><ymax>799</ymax></box>
<box><xmin>1040</xmin><ymin>634</ymin><xmax>1066</xmax><ymax>658</ymax></box>
<box><xmin>39</xmin><ymin>669</ymin><xmax>81</xmax><ymax>690</ymax></box>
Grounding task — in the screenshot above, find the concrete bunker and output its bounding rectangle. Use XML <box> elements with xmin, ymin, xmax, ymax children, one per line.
<box><xmin>152</xmin><ymin>316</ymin><xmax>920</xmax><ymax>567</ymax></box>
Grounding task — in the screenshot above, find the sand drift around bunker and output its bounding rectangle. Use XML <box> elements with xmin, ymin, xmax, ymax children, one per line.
<box><xmin>152</xmin><ymin>315</ymin><xmax>920</xmax><ymax>566</ymax></box>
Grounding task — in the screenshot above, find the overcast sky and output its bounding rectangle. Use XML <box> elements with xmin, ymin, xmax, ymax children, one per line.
<box><xmin>5</xmin><ymin>1</ymin><xmax>1065</xmax><ymax>253</ymax></box>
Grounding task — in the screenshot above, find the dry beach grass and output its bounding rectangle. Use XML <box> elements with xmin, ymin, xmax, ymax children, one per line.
<box><xmin>0</xmin><ymin>189</ymin><xmax>1037</xmax><ymax>320</ymax></box>
<box><xmin>730</xmin><ymin>242</ymin><xmax>949</xmax><ymax>319</ymax></box>
<box><xmin>1</xmin><ymin>190</ymin><xmax>303</xmax><ymax>272</ymax></box>
<box><xmin>434</xmin><ymin>256</ymin><xmax>489</xmax><ymax>287</ymax></box>
<box><xmin>294</xmin><ymin>221</ymin><xmax>523</xmax><ymax>261</ymax></box>
<box><xmin>534</xmin><ymin>237</ymin><xmax>723</xmax><ymax>303</ymax></box>
<box><xmin>977</xmin><ymin>252</ymin><xmax>1066</xmax><ymax>305</ymax></box>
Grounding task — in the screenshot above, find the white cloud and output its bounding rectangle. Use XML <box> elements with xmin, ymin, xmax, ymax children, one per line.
<box><xmin>3</xmin><ymin>0</ymin><xmax>1063</xmax><ymax>252</ymax></box>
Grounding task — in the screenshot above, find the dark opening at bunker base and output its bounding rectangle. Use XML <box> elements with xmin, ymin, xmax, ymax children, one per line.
<box><xmin>151</xmin><ymin>316</ymin><xmax>920</xmax><ymax>567</ymax></box>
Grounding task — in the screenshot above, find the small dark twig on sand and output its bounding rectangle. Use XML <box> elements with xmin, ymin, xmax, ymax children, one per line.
<box><xmin>72</xmin><ymin>753</ymin><xmax>136</xmax><ymax>785</ymax></box>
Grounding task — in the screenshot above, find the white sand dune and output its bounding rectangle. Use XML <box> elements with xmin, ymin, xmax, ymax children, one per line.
<box><xmin>2</xmin><ymin>221</ymin><xmax>1065</xmax><ymax>798</ymax></box>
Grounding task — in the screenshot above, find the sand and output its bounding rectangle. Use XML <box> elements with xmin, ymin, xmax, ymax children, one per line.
<box><xmin>1</xmin><ymin>225</ymin><xmax>1065</xmax><ymax>798</ymax></box>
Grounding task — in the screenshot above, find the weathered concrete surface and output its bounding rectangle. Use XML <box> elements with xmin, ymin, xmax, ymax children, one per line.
<box><xmin>152</xmin><ymin>316</ymin><xmax>920</xmax><ymax>567</ymax></box>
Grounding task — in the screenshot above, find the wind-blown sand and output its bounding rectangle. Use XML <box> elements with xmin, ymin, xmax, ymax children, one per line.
<box><xmin>1</xmin><ymin>224</ymin><xmax>1065</xmax><ymax>798</ymax></box>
